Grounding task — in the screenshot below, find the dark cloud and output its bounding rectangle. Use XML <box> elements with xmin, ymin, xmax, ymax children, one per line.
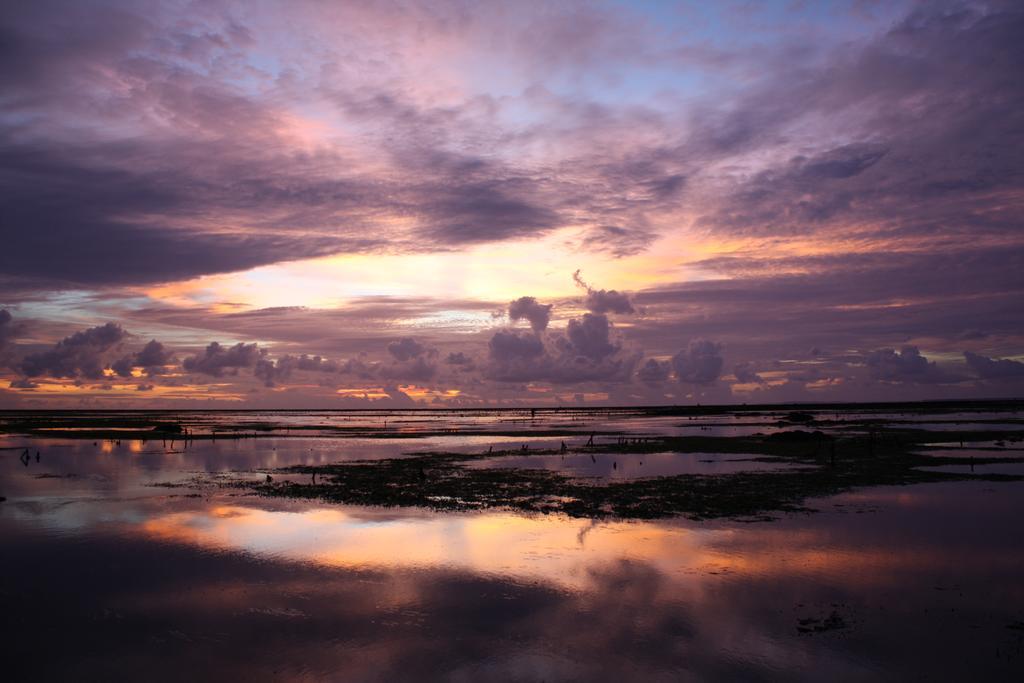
<box><xmin>0</xmin><ymin>309</ymin><xmax>20</xmax><ymax>367</ymax></box>
<box><xmin>733</xmin><ymin>361</ymin><xmax>764</xmax><ymax>384</ymax></box>
<box><xmin>636</xmin><ymin>358</ymin><xmax>670</xmax><ymax>384</ymax></box>
<box><xmin>689</xmin><ymin>2</ymin><xmax>1024</xmax><ymax>244</ymax></box>
<box><xmin>0</xmin><ymin>136</ymin><xmax>368</xmax><ymax>287</ymax></box>
<box><xmin>293</xmin><ymin>355</ymin><xmax>341</xmax><ymax>373</ymax></box>
<box><xmin>573</xmin><ymin>270</ymin><xmax>634</xmax><ymax>315</ymax></box>
<box><xmin>183</xmin><ymin>342</ymin><xmax>261</xmax><ymax>377</ymax></box>
<box><xmin>387</xmin><ymin>338</ymin><xmax>428</xmax><ymax>362</ymax></box>
<box><xmin>0</xmin><ymin>309</ymin><xmax>13</xmax><ymax>349</ymax></box>
<box><xmin>135</xmin><ymin>340</ymin><xmax>174</xmax><ymax>370</ymax></box>
<box><xmin>417</xmin><ymin>182</ymin><xmax>561</xmax><ymax>244</ymax></box>
<box><xmin>20</xmin><ymin>322</ymin><xmax>126</xmax><ymax>379</ymax></box>
<box><xmin>671</xmin><ymin>340</ymin><xmax>724</xmax><ymax>385</ymax></box>
<box><xmin>579</xmin><ymin>225</ymin><xmax>655</xmax><ymax>258</ymax></box>
<box><xmin>865</xmin><ymin>346</ymin><xmax>960</xmax><ymax>384</ymax></box>
<box><xmin>112</xmin><ymin>339</ymin><xmax>174</xmax><ymax>378</ymax></box>
<box><xmin>378</xmin><ymin>338</ymin><xmax>438</xmax><ymax>382</ymax></box>
<box><xmin>488</xmin><ymin>330</ymin><xmax>545</xmax><ymax>361</ymax></box>
<box><xmin>565</xmin><ymin>313</ymin><xmax>619</xmax><ymax>360</ymax></box>
<box><xmin>252</xmin><ymin>353</ymin><xmax>345</xmax><ymax>387</ymax></box>
<box><xmin>253</xmin><ymin>358</ymin><xmax>280</xmax><ymax>388</ymax></box>
<box><xmin>796</xmin><ymin>143</ymin><xmax>888</xmax><ymax>180</ymax></box>
<box><xmin>110</xmin><ymin>355</ymin><xmax>135</xmax><ymax>378</ymax></box>
<box><xmin>508</xmin><ymin>296</ymin><xmax>553</xmax><ymax>333</ymax></box>
<box><xmin>963</xmin><ymin>351</ymin><xmax>1024</xmax><ymax>380</ymax></box>
<box><xmin>9</xmin><ymin>378</ymin><xmax>38</xmax><ymax>389</ymax></box>
<box><xmin>379</xmin><ymin>355</ymin><xmax>438</xmax><ymax>382</ymax></box>
<box><xmin>445</xmin><ymin>352</ymin><xmax>474</xmax><ymax>368</ymax></box>
<box><xmin>630</xmin><ymin>245</ymin><xmax>1024</xmax><ymax>365</ymax></box>
<box><xmin>487</xmin><ymin>312</ymin><xmax>636</xmax><ymax>384</ymax></box>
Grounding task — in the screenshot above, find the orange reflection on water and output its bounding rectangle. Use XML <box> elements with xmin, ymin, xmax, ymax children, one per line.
<box><xmin>141</xmin><ymin>504</ymin><xmax>725</xmax><ymax>589</ymax></box>
<box><xmin>135</xmin><ymin>488</ymin><xmax>1022</xmax><ymax>593</ymax></box>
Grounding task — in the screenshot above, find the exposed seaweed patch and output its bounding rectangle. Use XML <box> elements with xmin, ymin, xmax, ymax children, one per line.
<box><xmin>242</xmin><ymin>430</ymin><xmax>1024</xmax><ymax>521</ymax></box>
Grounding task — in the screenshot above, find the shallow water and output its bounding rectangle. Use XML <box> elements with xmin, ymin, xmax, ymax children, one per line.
<box><xmin>917</xmin><ymin>448</ymin><xmax>1024</xmax><ymax>459</ymax></box>
<box><xmin>917</xmin><ymin>463</ymin><xmax>1024</xmax><ymax>476</ymax></box>
<box><xmin>3</xmin><ymin>408</ymin><xmax>1024</xmax><ymax>681</ymax></box>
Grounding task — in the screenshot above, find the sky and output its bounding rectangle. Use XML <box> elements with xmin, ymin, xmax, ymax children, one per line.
<box><xmin>1</xmin><ymin>0</ymin><xmax>1022</xmax><ymax>408</ymax></box>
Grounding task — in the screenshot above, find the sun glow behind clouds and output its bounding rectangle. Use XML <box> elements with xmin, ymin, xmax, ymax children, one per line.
<box><xmin>138</xmin><ymin>228</ymin><xmax>697</xmax><ymax>311</ymax></box>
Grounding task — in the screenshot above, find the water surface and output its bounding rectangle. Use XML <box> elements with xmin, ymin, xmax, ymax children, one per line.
<box><xmin>2</xmin><ymin>407</ymin><xmax>1024</xmax><ymax>681</ymax></box>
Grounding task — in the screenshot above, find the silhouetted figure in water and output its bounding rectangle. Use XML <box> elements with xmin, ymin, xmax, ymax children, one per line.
<box><xmin>560</xmin><ymin>441</ymin><xmax>568</xmax><ymax>453</ymax></box>
<box><xmin>265</xmin><ymin>474</ymin><xmax>273</xmax><ymax>483</ymax></box>
<box><xmin>35</xmin><ymin>451</ymin><xmax>40</xmax><ymax>462</ymax></box>
<box><xmin>521</xmin><ymin>444</ymin><xmax>528</xmax><ymax>452</ymax></box>
<box><xmin>613</xmin><ymin>461</ymin><xmax>617</xmax><ymax>470</ymax></box>
<box><xmin>586</xmin><ymin>433</ymin><xmax>595</xmax><ymax>447</ymax></box>
<box><xmin>21</xmin><ymin>449</ymin><xmax>30</xmax><ymax>466</ymax></box>
<box><xmin>311</xmin><ymin>472</ymin><xmax>317</xmax><ymax>485</ymax></box>
<box><xmin>488</xmin><ymin>445</ymin><xmax>493</xmax><ymax>454</ymax></box>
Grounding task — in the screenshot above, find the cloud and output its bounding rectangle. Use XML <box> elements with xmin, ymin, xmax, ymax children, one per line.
<box><xmin>508</xmin><ymin>296</ymin><xmax>553</xmax><ymax>333</ymax></box>
<box><xmin>733</xmin><ymin>361</ymin><xmax>764</xmax><ymax>384</ymax></box>
<box><xmin>0</xmin><ymin>308</ymin><xmax>21</xmax><ymax>367</ymax></box>
<box><xmin>487</xmin><ymin>312</ymin><xmax>636</xmax><ymax>384</ymax></box>
<box><xmin>253</xmin><ymin>353</ymin><xmax>346</xmax><ymax>387</ymax></box>
<box><xmin>671</xmin><ymin>340</ymin><xmax>724</xmax><ymax>385</ymax></box>
<box><xmin>183</xmin><ymin>342</ymin><xmax>261</xmax><ymax>377</ymax></box>
<box><xmin>135</xmin><ymin>340</ymin><xmax>174</xmax><ymax>370</ymax></box>
<box><xmin>1</xmin><ymin>2</ymin><xmax>1022</xmax><ymax>407</ymax></box>
<box><xmin>579</xmin><ymin>225</ymin><xmax>655</xmax><ymax>258</ymax></box>
<box><xmin>445</xmin><ymin>351</ymin><xmax>473</xmax><ymax>366</ymax></box>
<box><xmin>379</xmin><ymin>355</ymin><xmax>437</xmax><ymax>382</ymax></box>
<box><xmin>387</xmin><ymin>338</ymin><xmax>428</xmax><ymax>362</ymax></box>
<box><xmin>378</xmin><ymin>338</ymin><xmax>439</xmax><ymax>381</ymax></box>
<box><xmin>865</xmin><ymin>346</ymin><xmax>959</xmax><ymax>384</ymax></box>
<box><xmin>636</xmin><ymin>358</ymin><xmax>670</xmax><ymax>383</ymax></box>
<box><xmin>0</xmin><ymin>309</ymin><xmax>13</xmax><ymax>350</ymax></box>
<box><xmin>9</xmin><ymin>378</ymin><xmax>38</xmax><ymax>389</ymax></box>
<box><xmin>416</xmin><ymin>182</ymin><xmax>561</xmax><ymax>244</ymax></box>
<box><xmin>111</xmin><ymin>339</ymin><xmax>174</xmax><ymax>377</ymax></box>
<box><xmin>489</xmin><ymin>330</ymin><xmax>545</xmax><ymax>361</ymax></box>
<box><xmin>963</xmin><ymin>351</ymin><xmax>1024</xmax><ymax>379</ymax></box>
<box><xmin>20</xmin><ymin>322</ymin><xmax>126</xmax><ymax>379</ymax></box>
<box><xmin>573</xmin><ymin>270</ymin><xmax>634</xmax><ymax>315</ymax></box>
<box><xmin>294</xmin><ymin>355</ymin><xmax>341</xmax><ymax>373</ymax></box>
<box><xmin>687</xmin><ymin>2</ymin><xmax>1024</xmax><ymax>248</ymax></box>
<box><xmin>565</xmin><ymin>313</ymin><xmax>619</xmax><ymax>360</ymax></box>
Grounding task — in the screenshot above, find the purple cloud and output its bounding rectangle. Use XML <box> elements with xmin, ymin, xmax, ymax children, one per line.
<box><xmin>865</xmin><ymin>347</ymin><xmax>960</xmax><ymax>384</ymax></box>
<box><xmin>508</xmin><ymin>297</ymin><xmax>553</xmax><ymax>333</ymax></box>
<box><xmin>20</xmin><ymin>323</ymin><xmax>126</xmax><ymax>379</ymax></box>
<box><xmin>672</xmin><ymin>340</ymin><xmax>724</xmax><ymax>385</ymax></box>
<box><xmin>183</xmin><ymin>342</ymin><xmax>261</xmax><ymax>377</ymax></box>
<box><xmin>964</xmin><ymin>351</ymin><xmax>1024</xmax><ymax>379</ymax></box>
<box><xmin>573</xmin><ymin>271</ymin><xmax>635</xmax><ymax>315</ymax></box>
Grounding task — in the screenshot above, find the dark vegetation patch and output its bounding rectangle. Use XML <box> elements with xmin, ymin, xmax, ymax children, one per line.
<box><xmin>246</xmin><ymin>429</ymin><xmax>1024</xmax><ymax>521</ymax></box>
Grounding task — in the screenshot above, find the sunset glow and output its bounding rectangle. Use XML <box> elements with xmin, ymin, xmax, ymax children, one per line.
<box><xmin>1</xmin><ymin>0</ymin><xmax>1022</xmax><ymax>406</ymax></box>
